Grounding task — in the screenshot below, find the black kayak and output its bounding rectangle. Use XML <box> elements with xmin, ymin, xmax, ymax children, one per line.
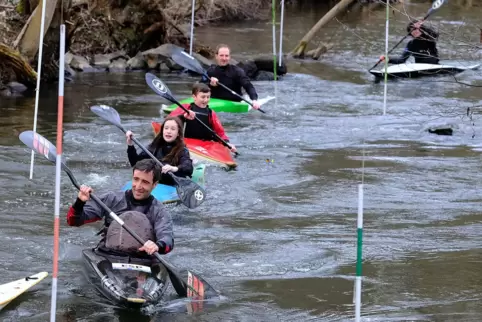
<box><xmin>82</xmin><ymin>248</ymin><xmax>169</xmax><ymax>308</ymax></box>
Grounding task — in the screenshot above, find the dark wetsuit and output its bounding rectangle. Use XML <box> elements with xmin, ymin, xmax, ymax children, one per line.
<box><xmin>127</xmin><ymin>144</ymin><xmax>193</xmax><ymax>186</ymax></box>
<box><xmin>389</xmin><ymin>26</ymin><xmax>439</xmax><ymax>64</ymax></box>
<box><xmin>201</xmin><ymin>64</ymin><xmax>258</xmax><ymax>102</ymax></box>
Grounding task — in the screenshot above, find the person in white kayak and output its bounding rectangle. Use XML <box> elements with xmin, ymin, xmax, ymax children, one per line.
<box><xmin>201</xmin><ymin>44</ymin><xmax>261</xmax><ymax>110</ymax></box>
<box><xmin>380</xmin><ymin>19</ymin><xmax>440</xmax><ymax>65</ymax></box>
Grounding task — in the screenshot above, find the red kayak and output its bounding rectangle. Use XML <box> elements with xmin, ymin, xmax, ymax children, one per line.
<box><xmin>151</xmin><ymin>122</ymin><xmax>237</xmax><ymax>169</ymax></box>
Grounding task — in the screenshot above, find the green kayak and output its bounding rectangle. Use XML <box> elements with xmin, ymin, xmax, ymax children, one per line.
<box><xmin>161</xmin><ymin>97</ymin><xmax>251</xmax><ymax>114</ymax></box>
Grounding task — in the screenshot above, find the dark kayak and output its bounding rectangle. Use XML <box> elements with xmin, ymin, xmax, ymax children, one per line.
<box><xmin>82</xmin><ymin>248</ymin><xmax>169</xmax><ymax>308</ymax></box>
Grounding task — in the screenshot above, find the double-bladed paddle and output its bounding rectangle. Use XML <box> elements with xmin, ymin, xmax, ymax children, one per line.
<box><xmin>18</xmin><ymin>130</ymin><xmax>219</xmax><ymax>300</ymax></box>
<box><xmin>145</xmin><ymin>72</ymin><xmax>240</xmax><ymax>157</ymax></box>
<box><xmin>368</xmin><ymin>0</ymin><xmax>447</xmax><ymax>72</ymax></box>
<box><xmin>89</xmin><ymin>104</ymin><xmax>206</xmax><ymax>209</ymax></box>
<box><xmin>170</xmin><ymin>50</ymin><xmax>266</xmax><ymax>114</ymax></box>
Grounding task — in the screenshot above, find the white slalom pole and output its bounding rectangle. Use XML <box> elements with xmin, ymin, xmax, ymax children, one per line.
<box><xmin>272</xmin><ymin>0</ymin><xmax>277</xmax><ymax>81</ymax></box>
<box><xmin>382</xmin><ymin>0</ymin><xmax>389</xmax><ymax>115</ymax></box>
<box><xmin>272</xmin><ymin>0</ymin><xmax>278</xmax><ymax>108</ymax></box>
<box><xmin>279</xmin><ymin>0</ymin><xmax>285</xmax><ymax>66</ymax></box>
<box><xmin>189</xmin><ymin>0</ymin><xmax>196</xmax><ymax>55</ymax></box>
<box><xmin>29</xmin><ymin>0</ymin><xmax>48</xmax><ymax>179</ymax></box>
<box><xmin>50</xmin><ymin>23</ymin><xmax>65</xmax><ymax>322</ymax></box>
<box><xmin>354</xmin><ymin>183</ymin><xmax>364</xmax><ymax>322</ymax></box>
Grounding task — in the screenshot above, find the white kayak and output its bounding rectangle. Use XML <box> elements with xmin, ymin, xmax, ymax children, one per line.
<box><xmin>0</xmin><ymin>272</ymin><xmax>48</xmax><ymax>310</ymax></box>
<box><xmin>370</xmin><ymin>62</ymin><xmax>480</xmax><ymax>78</ymax></box>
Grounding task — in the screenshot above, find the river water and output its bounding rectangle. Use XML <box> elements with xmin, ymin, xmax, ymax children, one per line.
<box><xmin>0</xmin><ymin>2</ymin><xmax>481</xmax><ymax>321</ymax></box>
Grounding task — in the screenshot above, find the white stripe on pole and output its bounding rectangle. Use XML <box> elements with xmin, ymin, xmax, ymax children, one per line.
<box><xmin>355</xmin><ymin>276</ymin><xmax>362</xmax><ymax>321</ymax></box>
<box><xmin>29</xmin><ymin>0</ymin><xmax>48</xmax><ymax>179</ymax></box>
<box><xmin>189</xmin><ymin>0</ymin><xmax>196</xmax><ymax>56</ymax></box>
<box><xmin>278</xmin><ymin>0</ymin><xmax>285</xmax><ymax>66</ymax></box>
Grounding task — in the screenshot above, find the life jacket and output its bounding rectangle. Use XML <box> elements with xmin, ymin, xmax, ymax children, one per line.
<box><xmin>183</xmin><ymin>103</ymin><xmax>215</xmax><ymax>141</ymax></box>
<box><xmin>104</xmin><ymin>211</ymin><xmax>155</xmax><ymax>254</ymax></box>
<box><xmin>95</xmin><ymin>191</ymin><xmax>154</xmax><ymax>255</ymax></box>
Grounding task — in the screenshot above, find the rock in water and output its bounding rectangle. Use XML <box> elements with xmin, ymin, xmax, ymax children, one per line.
<box><xmin>428</xmin><ymin>128</ymin><xmax>453</xmax><ymax>136</ymax></box>
<box><xmin>254</xmin><ymin>71</ymin><xmax>276</xmax><ymax>81</ymax></box>
<box><xmin>253</xmin><ymin>56</ymin><xmax>287</xmax><ymax>75</ymax></box>
<box><xmin>127</xmin><ymin>53</ymin><xmax>147</xmax><ymax>70</ymax></box>
<box><xmin>237</xmin><ymin>60</ymin><xmax>258</xmax><ymax>78</ymax></box>
<box><xmin>109</xmin><ymin>58</ymin><xmax>127</xmax><ymax>72</ymax></box>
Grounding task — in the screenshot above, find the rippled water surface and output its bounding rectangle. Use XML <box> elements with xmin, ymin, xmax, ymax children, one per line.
<box><xmin>0</xmin><ymin>2</ymin><xmax>481</xmax><ymax>321</ymax></box>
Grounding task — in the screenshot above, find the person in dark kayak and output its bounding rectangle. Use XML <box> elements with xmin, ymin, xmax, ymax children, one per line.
<box><xmin>380</xmin><ymin>19</ymin><xmax>439</xmax><ymax>65</ymax></box>
<box><xmin>125</xmin><ymin>116</ymin><xmax>193</xmax><ymax>186</ymax></box>
<box><xmin>201</xmin><ymin>44</ymin><xmax>261</xmax><ymax>110</ymax></box>
<box><xmin>66</xmin><ymin>159</ymin><xmax>174</xmax><ymax>257</ymax></box>
<box><xmin>170</xmin><ymin>82</ymin><xmax>237</xmax><ymax>153</ymax></box>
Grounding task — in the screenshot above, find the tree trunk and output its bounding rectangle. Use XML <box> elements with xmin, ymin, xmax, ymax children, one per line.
<box><xmin>290</xmin><ymin>0</ymin><xmax>356</xmax><ymax>58</ymax></box>
<box><xmin>17</xmin><ymin>0</ymin><xmax>59</xmax><ymax>62</ymax></box>
<box><xmin>0</xmin><ymin>44</ymin><xmax>37</xmax><ymax>87</ymax></box>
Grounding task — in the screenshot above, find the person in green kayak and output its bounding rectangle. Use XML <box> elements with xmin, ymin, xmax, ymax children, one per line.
<box><xmin>66</xmin><ymin>159</ymin><xmax>174</xmax><ymax>257</ymax></box>
<box><xmin>170</xmin><ymin>82</ymin><xmax>237</xmax><ymax>153</ymax></box>
<box><xmin>125</xmin><ymin>115</ymin><xmax>194</xmax><ymax>186</ymax></box>
<box><xmin>380</xmin><ymin>19</ymin><xmax>439</xmax><ymax>65</ymax></box>
<box><xmin>201</xmin><ymin>44</ymin><xmax>261</xmax><ymax>110</ymax></box>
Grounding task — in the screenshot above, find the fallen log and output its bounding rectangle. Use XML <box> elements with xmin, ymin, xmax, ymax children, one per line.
<box><xmin>290</xmin><ymin>0</ymin><xmax>356</xmax><ymax>58</ymax></box>
<box><xmin>0</xmin><ymin>43</ymin><xmax>37</xmax><ymax>87</ymax></box>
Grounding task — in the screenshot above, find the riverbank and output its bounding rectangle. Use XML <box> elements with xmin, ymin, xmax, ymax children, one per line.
<box><xmin>0</xmin><ymin>0</ymin><xmax>285</xmax><ymax>95</ymax></box>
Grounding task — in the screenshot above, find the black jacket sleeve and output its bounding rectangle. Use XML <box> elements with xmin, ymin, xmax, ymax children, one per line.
<box><xmin>237</xmin><ymin>67</ymin><xmax>258</xmax><ymax>101</ymax></box>
<box><xmin>175</xmin><ymin>148</ymin><xmax>194</xmax><ymax>177</ymax></box>
<box><xmin>127</xmin><ymin>145</ymin><xmax>149</xmax><ymax>167</ymax></box>
<box><xmin>388</xmin><ymin>41</ymin><xmax>412</xmax><ymax>64</ymax></box>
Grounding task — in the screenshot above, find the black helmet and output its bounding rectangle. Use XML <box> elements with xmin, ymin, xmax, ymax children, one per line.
<box><xmin>406</xmin><ymin>19</ymin><xmax>436</xmax><ymax>39</ymax></box>
<box><xmin>406</xmin><ymin>18</ymin><xmax>421</xmax><ymax>33</ymax></box>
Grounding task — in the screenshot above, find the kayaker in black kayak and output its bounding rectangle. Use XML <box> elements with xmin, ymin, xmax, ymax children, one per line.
<box><xmin>125</xmin><ymin>115</ymin><xmax>194</xmax><ymax>186</ymax></box>
<box><xmin>201</xmin><ymin>44</ymin><xmax>261</xmax><ymax>110</ymax></box>
<box><xmin>66</xmin><ymin>159</ymin><xmax>174</xmax><ymax>257</ymax></box>
<box><xmin>380</xmin><ymin>19</ymin><xmax>439</xmax><ymax>65</ymax></box>
<box><xmin>170</xmin><ymin>83</ymin><xmax>237</xmax><ymax>153</ymax></box>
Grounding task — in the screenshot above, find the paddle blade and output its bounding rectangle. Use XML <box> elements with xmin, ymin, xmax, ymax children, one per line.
<box><xmin>19</xmin><ymin>131</ymin><xmax>58</xmax><ymax>163</ymax></box>
<box><xmin>429</xmin><ymin>0</ymin><xmax>445</xmax><ymax>13</ymax></box>
<box><xmin>174</xmin><ymin>176</ymin><xmax>206</xmax><ymax>208</ymax></box>
<box><xmin>171</xmin><ymin>51</ymin><xmax>206</xmax><ymax>76</ymax></box>
<box><xmin>145</xmin><ymin>73</ymin><xmax>175</xmax><ymax>103</ymax></box>
<box><xmin>178</xmin><ymin>268</ymin><xmax>220</xmax><ymax>300</ymax></box>
<box><xmin>90</xmin><ymin>105</ymin><xmax>123</xmax><ymax>130</ymax></box>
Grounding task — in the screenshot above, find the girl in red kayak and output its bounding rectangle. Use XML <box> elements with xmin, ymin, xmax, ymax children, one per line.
<box><xmin>125</xmin><ymin>116</ymin><xmax>193</xmax><ymax>186</ymax></box>
<box><xmin>169</xmin><ymin>83</ymin><xmax>237</xmax><ymax>153</ymax></box>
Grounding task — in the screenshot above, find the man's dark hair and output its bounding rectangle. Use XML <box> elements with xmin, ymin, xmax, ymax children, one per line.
<box><xmin>133</xmin><ymin>159</ymin><xmax>161</xmax><ymax>183</ymax></box>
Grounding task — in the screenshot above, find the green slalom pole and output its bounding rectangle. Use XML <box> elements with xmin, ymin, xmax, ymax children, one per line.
<box><xmin>354</xmin><ymin>182</ymin><xmax>364</xmax><ymax>321</ymax></box>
